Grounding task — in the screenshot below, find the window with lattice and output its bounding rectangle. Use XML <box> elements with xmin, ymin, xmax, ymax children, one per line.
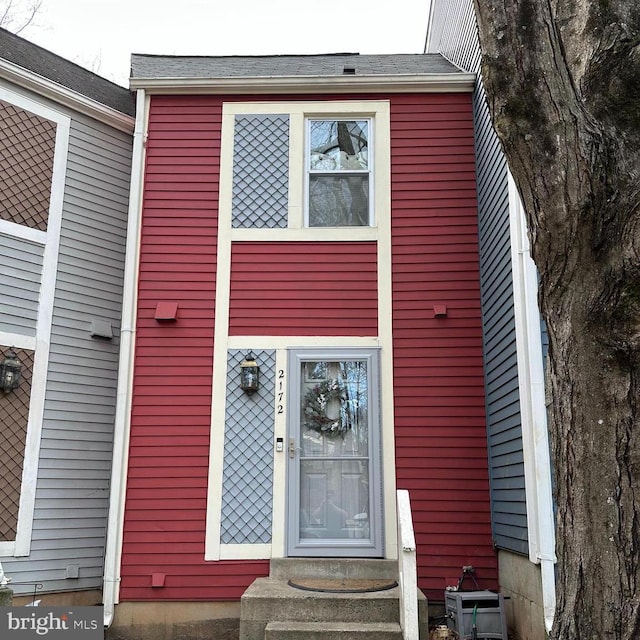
<box><xmin>0</xmin><ymin>99</ymin><xmax>56</xmax><ymax>231</ymax></box>
<box><xmin>0</xmin><ymin>347</ymin><xmax>33</xmax><ymax>542</ymax></box>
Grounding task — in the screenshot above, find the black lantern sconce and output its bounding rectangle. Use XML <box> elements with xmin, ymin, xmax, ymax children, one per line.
<box><xmin>240</xmin><ymin>352</ymin><xmax>260</xmax><ymax>395</ymax></box>
<box><xmin>1</xmin><ymin>348</ymin><xmax>22</xmax><ymax>393</ymax></box>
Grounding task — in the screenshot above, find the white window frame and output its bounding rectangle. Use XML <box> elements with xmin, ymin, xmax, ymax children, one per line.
<box><xmin>206</xmin><ymin>99</ymin><xmax>397</xmax><ymax>561</ymax></box>
<box><xmin>304</xmin><ymin>117</ymin><xmax>374</xmax><ymax>228</ymax></box>
<box><xmin>218</xmin><ymin>100</ymin><xmax>390</xmax><ymax>242</ymax></box>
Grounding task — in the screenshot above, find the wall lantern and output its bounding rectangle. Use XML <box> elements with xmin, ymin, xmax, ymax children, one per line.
<box><xmin>1</xmin><ymin>348</ymin><xmax>22</xmax><ymax>393</ymax></box>
<box><xmin>240</xmin><ymin>352</ymin><xmax>260</xmax><ymax>395</ymax></box>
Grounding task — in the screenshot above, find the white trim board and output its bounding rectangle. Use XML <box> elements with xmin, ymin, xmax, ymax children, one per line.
<box><xmin>205</xmin><ymin>98</ymin><xmax>397</xmax><ymax>560</ymax></box>
<box><xmin>507</xmin><ymin>171</ymin><xmax>556</xmax><ymax>631</ymax></box>
<box><xmin>0</xmin><ymin>222</ymin><xmax>47</xmax><ymax>245</ymax></box>
<box><xmin>0</xmin><ymin>333</ymin><xmax>36</xmax><ymax>352</ymax></box>
<box><xmin>131</xmin><ymin>73</ymin><xmax>476</xmax><ymax>95</ymax></box>
<box><xmin>0</xmin><ymin>88</ymin><xmax>70</xmax><ymax>557</ymax></box>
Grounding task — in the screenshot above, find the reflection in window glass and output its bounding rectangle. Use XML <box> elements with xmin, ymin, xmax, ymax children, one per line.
<box><xmin>307</xmin><ymin>119</ymin><xmax>371</xmax><ymax>227</ymax></box>
<box><xmin>309</xmin><ymin>120</ymin><xmax>369</xmax><ymax>171</ymax></box>
<box><xmin>298</xmin><ymin>359</ymin><xmax>370</xmax><ymax>540</ymax></box>
<box><xmin>299</xmin><ymin>460</ymin><xmax>370</xmax><ymax>540</ymax></box>
<box><xmin>300</xmin><ymin>360</ymin><xmax>368</xmax><ymax>454</ymax></box>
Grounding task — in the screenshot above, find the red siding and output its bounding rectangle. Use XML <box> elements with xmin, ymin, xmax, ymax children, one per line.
<box><xmin>229</xmin><ymin>241</ymin><xmax>378</xmax><ymax>336</ymax></box>
<box><xmin>390</xmin><ymin>93</ymin><xmax>498</xmax><ymax>598</ymax></box>
<box><xmin>121</xmin><ymin>96</ymin><xmax>269</xmax><ymax>600</ymax></box>
<box><xmin>121</xmin><ymin>92</ymin><xmax>497</xmax><ymax>603</ymax></box>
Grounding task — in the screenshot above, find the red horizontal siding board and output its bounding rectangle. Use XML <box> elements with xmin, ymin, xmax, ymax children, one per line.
<box><xmin>121</xmin><ymin>92</ymin><xmax>497</xmax><ymax>604</ymax></box>
<box><xmin>390</xmin><ymin>93</ymin><xmax>498</xmax><ymax>597</ymax></box>
<box><xmin>121</xmin><ymin>95</ymin><xmax>231</xmax><ymax>601</ymax></box>
<box><xmin>228</xmin><ymin>241</ymin><xmax>378</xmax><ymax>337</ymax></box>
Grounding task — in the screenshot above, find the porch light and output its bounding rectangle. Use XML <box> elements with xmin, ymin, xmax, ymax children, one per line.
<box><xmin>0</xmin><ymin>348</ymin><xmax>22</xmax><ymax>393</ymax></box>
<box><xmin>240</xmin><ymin>352</ymin><xmax>260</xmax><ymax>395</ymax></box>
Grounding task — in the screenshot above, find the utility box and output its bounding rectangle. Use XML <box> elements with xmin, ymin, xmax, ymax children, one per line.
<box><xmin>445</xmin><ymin>590</ymin><xmax>508</xmax><ymax>640</ymax></box>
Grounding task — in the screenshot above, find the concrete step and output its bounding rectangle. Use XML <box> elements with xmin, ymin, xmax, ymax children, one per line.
<box><xmin>264</xmin><ymin>620</ymin><xmax>403</xmax><ymax>640</ymax></box>
<box><xmin>239</xmin><ymin>577</ymin><xmax>401</xmax><ymax>640</ymax></box>
<box><xmin>269</xmin><ymin>558</ymin><xmax>397</xmax><ymax>581</ymax></box>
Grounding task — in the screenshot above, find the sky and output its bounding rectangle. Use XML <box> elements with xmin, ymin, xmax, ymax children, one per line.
<box><xmin>19</xmin><ymin>0</ymin><xmax>431</xmax><ymax>87</ymax></box>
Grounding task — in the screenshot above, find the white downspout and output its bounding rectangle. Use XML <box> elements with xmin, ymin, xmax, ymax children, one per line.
<box><xmin>103</xmin><ymin>88</ymin><xmax>147</xmax><ymax>628</ymax></box>
<box><xmin>507</xmin><ymin>172</ymin><xmax>556</xmax><ymax>633</ymax></box>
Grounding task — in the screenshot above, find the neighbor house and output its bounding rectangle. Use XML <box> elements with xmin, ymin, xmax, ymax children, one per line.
<box><xmin>427</xmin><ymin>3</ymin><xmax>556</xmax><ymax>639</ymax></box>
<box><xmin>103</xmin><ymin>52</ymin><xmax>503</xmax><ymax>637</ymax></box>
<box><xmin>0</xmin><ymin>27</ymin><xmax>134</xmax><ymax>602</ymax></box>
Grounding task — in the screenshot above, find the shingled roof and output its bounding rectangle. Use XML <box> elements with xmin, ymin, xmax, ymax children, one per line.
<box><xmin>130</xmin><ymin>52</ymin><xmax>462</xmax><ymax>81</ymax></box>
<box><xmin>0</xmin><ymin>27</ymin><xmax>134</xmax><ymax>116</ymax></box>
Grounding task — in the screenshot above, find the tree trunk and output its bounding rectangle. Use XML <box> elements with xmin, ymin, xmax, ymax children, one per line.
<box><xmin>472</xmin><ymin>1</ymin><xmax>640</xmax><ymax>638</ymax></box>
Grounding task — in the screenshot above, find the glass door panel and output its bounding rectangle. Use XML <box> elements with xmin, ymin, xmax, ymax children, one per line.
<box><xmin>287</xmin><ymin>350</ymin><xmax>382</xmax><ymax>556</ymax></box>
<box><xmin>300</xmin><ymin>459</ymin><xmax>370</xmax><ymax>540</ymax></box>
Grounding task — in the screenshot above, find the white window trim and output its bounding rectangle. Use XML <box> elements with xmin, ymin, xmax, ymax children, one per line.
<box><xmin>0</xmin><ymin>221</ymin><xmax>46</xmax><ymax>245</ymax></box>
<box><xmin>219</xmin><ymin>100</ymin><xmax>390</xmax><ymax>241</ymax></box>
<box><xmin>0</xmin><ymin>86</ymin><xmax>70</xmax><ymax>557</ymax></box>
<box><xmin>304</xmin><ymin>117</ymin><xmax>374</xmax><ymax>228</ymax></box>
<box><xmin>206</xmin><ymin>99</ymin><xmax>395</xmax><ymax>560</ymax></box>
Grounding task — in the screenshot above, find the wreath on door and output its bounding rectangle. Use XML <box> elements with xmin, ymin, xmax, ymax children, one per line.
<box><xmin>303</xmin><ymin>379</ymin><xmax>349</xmax><ymax>438</ymax></box>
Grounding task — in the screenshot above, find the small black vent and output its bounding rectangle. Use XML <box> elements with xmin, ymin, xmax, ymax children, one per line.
<box><xmin>343</xmin><ymin>65</ymin><xmax>356</xmax><ymax>75</ymax></box>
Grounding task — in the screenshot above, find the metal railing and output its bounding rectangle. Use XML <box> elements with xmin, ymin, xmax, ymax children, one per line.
<box><xmin>397</xmin><ymin>489</ymin><xmax>419</xmax><ymax>640</ymax></box>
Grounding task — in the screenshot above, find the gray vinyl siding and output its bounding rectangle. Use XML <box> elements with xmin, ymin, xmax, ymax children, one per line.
<box><xmin>0</xmin><ymin>235</ymin><xmax>44</xmax><ymax>337</ymax></box>
<box><xmin>427</xmin><ymin>0</ymin><xmax>528</xmax><ymax>554</ymax></box>
<box><xmin>541</xmin><ymin>318</ymin><xmax>549</xmax><ymax>362</ymax></box>
<box><xmin>4</xmin><ymin>114</ymin><xmax>132</xmax><ymax>594</ymax></box>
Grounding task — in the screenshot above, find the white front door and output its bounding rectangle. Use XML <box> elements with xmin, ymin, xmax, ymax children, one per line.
<box><xmin>287</xmin><ymin>348</ymin><xmax>383</xmax><ymax>557</ymax></box>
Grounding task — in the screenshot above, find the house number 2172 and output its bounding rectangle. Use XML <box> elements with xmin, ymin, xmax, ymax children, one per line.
<box><xmin>277</xmin><ymin>369</ymin><xmax>285</xmax><ymax>415</ymax></box>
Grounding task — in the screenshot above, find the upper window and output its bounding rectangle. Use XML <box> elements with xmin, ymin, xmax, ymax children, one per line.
<box><xmin>221</xmin><ymin>101</ymin><xmax>390</xmax><ymax>237</ymax></box>
<box><xmin>306</xmin><ymin>119</ymin><xmax>372</xmax><ymax>227</ymax></box>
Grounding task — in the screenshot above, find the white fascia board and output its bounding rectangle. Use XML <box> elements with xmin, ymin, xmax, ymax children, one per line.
<box><xmin>129</xmin><ymin>73</ymin><xmax>476</xmax><ymax>94</ymax></box>
<box><xmin>0</xmin><ymin>58</ymin><xmax>134</xmax><ymax>133</ymax></box>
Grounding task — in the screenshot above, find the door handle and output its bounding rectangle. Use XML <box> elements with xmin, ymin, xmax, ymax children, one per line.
<box><xmin>289</xmin><ymin>438</ymin><xmax>295</xmax><ymax>459</ymax></box>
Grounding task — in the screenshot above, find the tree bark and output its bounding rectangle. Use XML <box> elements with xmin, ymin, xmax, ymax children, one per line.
<box><xmin>472</xmin><ymin>1</ymin><xmax>640</xmax><ymax>638</ymax></box>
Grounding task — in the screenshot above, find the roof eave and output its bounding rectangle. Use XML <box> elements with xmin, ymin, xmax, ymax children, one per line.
<box><xmin>0</xmin><ymin>58</ymin><xmax>135</xmax><ymax>133</ymax></box>
<box><xmin>129</xmin><ymin>73</ymin><xmax>476</xmax><ymax>94</ymax></box>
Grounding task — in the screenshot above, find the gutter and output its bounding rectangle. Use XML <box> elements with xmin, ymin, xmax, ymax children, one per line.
<box><xmin>103</xmin><ymin>88</ymin><xmax>147</xmax><ymax>628</ymax></box>
<box><xmin>129</xmin><ymin>72</ymin><xmax>475</xmax><ymax>94</ymax></box>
